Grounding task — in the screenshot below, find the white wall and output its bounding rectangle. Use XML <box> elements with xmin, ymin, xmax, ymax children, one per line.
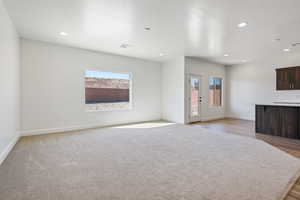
<box><xmin>161</xmin><ymin>56</ymin><xmax>186</xmax><ymax>123</ymax></box>
<box><xmin>226</xmin><ymin>54</ymin><xmax>300</xmax><ymax>121</ymax></box>
<box><xmin>21</xmin><ymin>39</ymin><xmax>162</xmax><ymax>135</ymax></box>
<box><xmin>0</xmin><ymin>0</ymin><xmax>20</xmax><ymax>164</ymax></box>
<box><xmin>185</xmin><ymin>57</ymin><xmax>226</xmax><ymax>121</ymax></box>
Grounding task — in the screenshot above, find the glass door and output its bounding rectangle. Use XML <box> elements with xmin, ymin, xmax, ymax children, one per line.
<box><xmin>188</xmin><ymin>75</ymin><xmax>202</xmax><ymax>122</ymax></box>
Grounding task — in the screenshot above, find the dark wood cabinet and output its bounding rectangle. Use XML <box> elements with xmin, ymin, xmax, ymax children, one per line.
<box><xmin>255</xmin><ymin>105</ymin><xmax>264</xmax><ymax>133</ymax></box>
<box><xmin>264</xmin><ymin>106</ymin><xmax>281</xmax><ymax>136</ymax></box>
<box><xmin>276</xmin><ymin>66</ymin><xmax>300</xmax><ymax>90</ymax></box>
<box><xmin>280</xmin><ymin>107</ymin><xmax>299</xmax><ymax>138</ymax></box>
<box><xmin>295</xmin><ymin>68</ymin><xmax>300</xmax><ymax>89</ymax></box>
<box><xmin>256</xmin><ymin>105</ymin><xmax>300</xmax><ymax>139</ymax></box>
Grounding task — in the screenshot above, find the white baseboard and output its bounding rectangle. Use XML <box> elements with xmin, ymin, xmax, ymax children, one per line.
<box><xmin>21</xmin><ymin>119</ymin><xmax>163</xmax><ymax>137</ymax></box>
<box><xmin>21</xmin><ymin>124</ymin><xmax>99</xmax><ymax>136</ymax></box>
<box><xmin>201</xmin><ymin>116</ymin><xmax>225</xmax><ymax>122</ymax></box>
<box><xmin>225</xmin><ymin>115</ymin><xmax>255</xmax><ymax>121</ymax></box>
<box><xmin>233</xmin><ymin>117</ymin><xmax>255</xmax><ymax>121</ymax></box>
<box><xmin>225</xmin><ymin>113</ymin><xmax>255</xmax><ymax>121</ymax></box>
<box><xmin>0</xmin><ymin>134</ymin><xmax>19</xmax><ymax>166</ymax></box>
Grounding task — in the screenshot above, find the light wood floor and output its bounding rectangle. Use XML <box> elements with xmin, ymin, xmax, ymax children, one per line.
<box><xmin>192</xmin><ymin>118</ymin><xmax>300</xmax><ymax>200</ymax></box>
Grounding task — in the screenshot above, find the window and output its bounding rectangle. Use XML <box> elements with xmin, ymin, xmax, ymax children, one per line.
<box><xmin>85</xmin><ymin>70</ymin><xmax>132</xmax><ymax>111</ymax></box>
<box><xmin>209</xmin><ymin>77</ymin><xmax>222</xmax><ymax>107</ymax></box>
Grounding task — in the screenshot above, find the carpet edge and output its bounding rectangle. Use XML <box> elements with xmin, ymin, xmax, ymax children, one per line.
<box><xmin>278</xmin><ymin>167</ymin><xmax>300</xmax><ymax>200</ymax></box>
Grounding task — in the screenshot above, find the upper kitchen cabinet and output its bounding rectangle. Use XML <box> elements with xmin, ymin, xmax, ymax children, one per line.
<box><xmin>276</xmin><ymin>66</ymin><xmax>300</xmax><ymax>90</ymax></box>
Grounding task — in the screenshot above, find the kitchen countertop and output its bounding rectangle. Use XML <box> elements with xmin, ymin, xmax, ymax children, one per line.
<box><xmin>256</xmin><ymin>102</ymin><xmax>300</xmax><ymax>107</ymax></box>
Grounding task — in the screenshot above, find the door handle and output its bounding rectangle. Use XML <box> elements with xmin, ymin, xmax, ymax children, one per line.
<box><xmin>291</xmin><ymin>83</ymin><xmax>294</xmax><ymax>89</ymax></box>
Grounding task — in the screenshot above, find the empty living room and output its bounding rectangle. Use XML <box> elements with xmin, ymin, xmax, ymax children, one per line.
<box><xmin>2</xmin><ymin>0</ymin><xmax>300</xmax><ymax>199</ymax></box>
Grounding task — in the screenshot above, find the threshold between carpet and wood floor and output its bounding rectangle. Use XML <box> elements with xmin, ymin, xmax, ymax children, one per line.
<box><xmin>193</xmin><ymin>118</ymin><xmax>300</xmax><ymax>200</ymax></box>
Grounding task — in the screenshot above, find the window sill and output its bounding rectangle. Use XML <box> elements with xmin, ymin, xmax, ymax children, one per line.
<box><xmin>86</xmin><ymin>107</ymin><xmax>133</xmax><ymax>112</ymax></box>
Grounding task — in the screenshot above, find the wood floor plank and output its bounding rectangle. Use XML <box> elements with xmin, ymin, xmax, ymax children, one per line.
<box><xmin>285</xmin><ymin>196</ymin><xmax>299</xmax><ymax>200</ymax></box>
<box><xmin>289</xmin><ymin>191</ymin><xmax>300</xmax><ymax>199</ymax></box>
<box><xmin>292</xmin><ymin>185</ymin><xmax>300</xmax><ymax>192</ymax></box>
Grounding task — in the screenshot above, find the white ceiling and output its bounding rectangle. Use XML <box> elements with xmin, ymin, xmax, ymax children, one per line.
<box><xmin>4</xmin><ymin>0</ymin><xmax>300</xmax><ymax>64</ymax></box>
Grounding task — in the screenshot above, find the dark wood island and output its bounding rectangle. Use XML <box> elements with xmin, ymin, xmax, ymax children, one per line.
<box><xmin>256</xmin><ymin>104</ymin><xmax>300</xmax><ymax>139</ymax></box>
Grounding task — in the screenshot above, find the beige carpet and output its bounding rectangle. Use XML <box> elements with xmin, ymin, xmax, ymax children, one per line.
<box><xmin>1</xmin><ymin>122</ymin><xmax>300</xmax><ymax>200</ymax></box>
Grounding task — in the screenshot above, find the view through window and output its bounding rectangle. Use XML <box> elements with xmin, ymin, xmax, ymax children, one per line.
<box><xmin>209</xmin><ymin>77</ymin><xmax>222</xmax><ymax>107</ymax></box>
<box><xmin>85</xmin><ymin>70</ymin><xmax>131</xmax><ymax>111</ymax></box>
<box><xmin>190</xmin><ymin>77</ymin><xmax>200</xmax><ymax>117</ymax></box>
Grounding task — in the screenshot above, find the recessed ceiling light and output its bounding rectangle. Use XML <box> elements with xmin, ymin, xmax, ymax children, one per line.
<box><xmin>144</xmin><ymin>27</ymin><xmax>151</xmax><ymax>31</ymax></box>
<box><xmin>224</xmin><ymin>54</ymin><xmax>229</xmax><ymax>57</ymax></box>
<box><xmin>242</xmin><ymin>60</ymin><xmax>247</xmax><ymax>63</ymax></box>
<box><xmin>283</xmin><ymin>48</ymin><xmax>291</xmax><ymax>52</ymax></box>
<box><xmin>60</xmin><ymin>32</ymin><xmax>68</xmax><ymax>36</ymax></box>
<box><xmin>238</xmin><ymin>22</ymin><xmax>248</xmax><ymax>28</ymax></box>
<box><xmin>159</xmin><ymin>53</ymin><xmax>165</xmax><ymax>56</ymax></box>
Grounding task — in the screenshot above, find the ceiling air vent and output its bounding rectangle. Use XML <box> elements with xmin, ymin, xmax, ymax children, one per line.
<box><xmin>120</xmin><ymin>43</ymin><xmax>131</xmax><ymax>48</ymax></box>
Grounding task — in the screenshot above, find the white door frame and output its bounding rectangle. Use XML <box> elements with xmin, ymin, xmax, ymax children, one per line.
<box><xmin>187</xmin><ymin>74</ymin><xmax>202</xmax><ymax>123</ymax></box>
